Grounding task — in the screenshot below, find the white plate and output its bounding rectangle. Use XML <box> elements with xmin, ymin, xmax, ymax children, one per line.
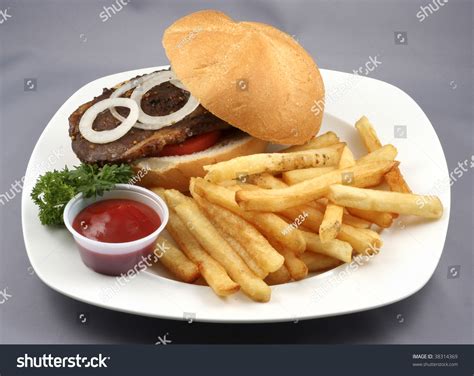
<box><xmin>21</xmin><ymin>67</ymin><xmax>450</xmax><ymax>323</ymax></box>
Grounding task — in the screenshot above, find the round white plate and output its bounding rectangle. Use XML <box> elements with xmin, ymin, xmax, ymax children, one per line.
<box><xmin>21</xmin><ymin>66</ymin><xmax>450</xmax><ymax>323</ymax></box>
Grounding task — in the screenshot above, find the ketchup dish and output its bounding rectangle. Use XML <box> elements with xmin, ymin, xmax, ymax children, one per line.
<box><xmin>63</xmin><ymin>184</ymin><xmax>168</xmax><ymax>276</ymax></box>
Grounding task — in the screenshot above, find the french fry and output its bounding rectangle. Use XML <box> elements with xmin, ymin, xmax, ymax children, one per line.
<box><xmin>301</xmin><ymin>231</ymin><xmax>352</xmax><ymax>263</ymax></box>
<box><xmin>355</xmin><ymin>116</ymin><xmax>411</xmax><ymax>193</ymax></box>
<box><xmin>338</xmin><ymin>146</ymin><xmax>356</xmax><ymax>169</ymax></box>
<box><xmin>291</xmin><ymin>197</ymin><xmax>379</xmax><ymax>252</ymax></box>
<box><xmin>318</xmin><ymin>146</ymin><xmax>354</xmax><ymax>242</ymax></box>
<box><xmin>149</xmin><ymin>119</ymin><xmax>444</xmax><ymax>303</ymax></box>
<box><xmin>215</xmin><ymin>228</ymin><xmax>268</xmax><ymax>279</ymax></box>
<box><xmin>235</xmin><ymin>160</ymin><xmax>397</xmax><ymax>212</ymax></box>
<box><xmin>165</xmin><ymin>190</ymin><xmax>271</xmax><ymax>302</ymax></box>
<box><xmin>346</xmin><ymin>207</ymin><xmax>393</xmax><ymax>228</ymax></box>
<box><xmin>248</xmin><ymin>174</ymin><xmax>343</xmax><ymax>237</ymax></box>
<box><xmin>328</xmin><ymin>185</ymin><xmax>443</xmax><ymax>219</ymax></box>
<box><xmin>264</xmin><ymin>265</ymin><xmax>292</xmax><ymax>285</ymax></box>
<box><xmin>282</xmin><ymin>131</ymin><xmax>340</xmax><ymax>153</ymax></box>
<box><xmin>338</xmin><ymin>224</ymin><xmax>383</xmax><ymax>254</ymax></box>
<box><xmin>155</xmin><ymin>236</ymin><xmax>200</xmax><ymax>283</ymax></box>
<box><xmin>270</xmin><ymin>241</ymin><xmax>308</xmax><ymax>281</ymax></box>
<box><xmin>299</xmin><ymin>252</ymin><xmax>342</xmax><ymax>272</ymax></box>
<box><xmin>280</xmin><ymin>205</ymin><xmax>323</xmax><ymax>233</ymax></box>
<box><xmin>160</xmin><ymin>205</ymin><xmax>240</xmax><ymax>296</ymax></box>
<box><xmin>190</xmin><ymin>191</ymin><xmax>284</xmax><ymax>274</ymax></box>
<box><xmin>192</xmin><ymin>178</ymin><xmax>306</xmax><ymax>254</ymax></box>
<box><xmin>354</xmin><ymin>144</ymin><xmax>399</xmax><ymax>221</ymax></box>
<box><xmin>357</xmin><ymin>144</ymin><xmax>398</xmax><ymax>163</ymax></box>
<box><xmin>280</xmin><ymin>202</ymin><xmax>377</xmax><ymax>254</ymax></box>
<box><xmin>355</xmin><ymin>116</ymin><xmax>383</xmax><ymax>151</ymax></box>
<box><xmin>249</xmin><ymin>173</ymin><xmax>287</xmax><ymax>189</ymax></box>
<box><xmin>342</xmin><ymin>213</ymin><xmax>372</xmax><ymax>229</ymax></box>
<box><xmin>319</xmin><ymin>204</ymin><xmax>344</xmax><ymax>243</ymax></box>
<box><xmin>385</xmin><ymin>167</ymin><xmax>412</xmax><ymax>193</ymax></box>
<box><xmin>282</xmin><ymin>167</ymin><xmax>336</xmax><ymax>185</ymax></box>
<box><xmin>250</xmin><ymin>168</ymin><xmax>369</xmax><ymax>234</ymax></box>
<box><xmin>253</xmin><ymin>214</ymin><xmax>306</xmax><ymax>255</ymax></box>
<box><xmin>194</xmin><ymin>277</ymin><xmax>208</xmax><ymax>286</ymax></box>
<box><xmin>203</xmin><ymin>146</ymin><xmax>344</xmax><ymax>183</ymax></box>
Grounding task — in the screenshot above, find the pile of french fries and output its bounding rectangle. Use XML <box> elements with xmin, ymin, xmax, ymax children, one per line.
<box><xmin>151</xmin><ymin>116</ymin><xmax>443</xmax><ymax>302</ymax></box>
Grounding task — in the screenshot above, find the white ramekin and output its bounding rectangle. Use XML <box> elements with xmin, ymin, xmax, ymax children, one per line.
<box><xmin>63</xmin><ymin>184</ymin><xmax>169</xmax><ymax>276</ymax></box>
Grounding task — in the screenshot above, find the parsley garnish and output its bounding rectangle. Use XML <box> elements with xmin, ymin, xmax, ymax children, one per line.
<box><xmin>31</xmin><ymin>164</ymin><xmax>134</xmax><ymax>226</ymax></box>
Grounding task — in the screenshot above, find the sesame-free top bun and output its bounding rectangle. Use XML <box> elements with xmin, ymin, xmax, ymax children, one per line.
<box><xmin>163</xmin><ymin>10</ymin><xmax>325</xmax><ymax>145</ymax></box>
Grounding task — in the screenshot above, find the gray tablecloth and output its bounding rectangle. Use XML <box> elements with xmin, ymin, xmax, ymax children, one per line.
<box><xmin>0</xmin><ymin>0</ymin><xmax>472</xmax><ymax>344</ymax></box>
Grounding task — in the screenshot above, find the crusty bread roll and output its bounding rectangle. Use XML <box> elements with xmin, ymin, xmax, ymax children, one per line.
<box><xmin>163</xmin><ymin>10</ymin><xmax>325</xmax><ymax>145</ymax></box>
<box><xmin>133</xmin><ymin>133</ymin><xmax>267</xmax><ymax>191</ymax></box>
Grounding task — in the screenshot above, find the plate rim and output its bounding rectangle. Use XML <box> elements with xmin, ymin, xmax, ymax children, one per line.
<box><xmin>21</xmin><ymin>66</ymin><xmax>451</xmax><ymax>323</ymax></box>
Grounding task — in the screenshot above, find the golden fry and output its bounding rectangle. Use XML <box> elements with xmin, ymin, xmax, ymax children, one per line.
<box><xmin>357</xmin><ymin>144</ymin><xmax>398</xmax><ymax>163</ymax></box>
<box><xmin>338</xmin><ymin>224</ymin><xmax>383</xmax><ymax>255</ymax></box>
<box><xmin>319</xmin><ymin>204</ymin><xmax>344</xmax><ymax>242</ymax></box>
<box><xmin>301</xmin><ymin>231</ymin><xmax>352</xmax><ymax>263</ymax></box>
<box><xmin>355</xmin><ymin>116</ymin><xmax>411</xmax><ymax>193</ymax></box>
<box><xmin>215</xmin><ymin>227</ymin><xmax>268</xmax><ymax>279</ymax></box>
<box><xmin>155</xmin><ymin>236</ymin><xmax>200</xmax><ymax>283</ymax></box>
<box><xmin>249</xmin><ymin>173</ymin><xmax>287</xmax><ymax>189</ymax></box>
<box><xmin>328</xmin><ymin>185</ymin><xmax>443</xmax><ymax>219</ymax></box>
<box><xmin>281</xmin><ymin>167</ymin><xmax>336</xmax><ymax>185</ymax></box>
<box><xmin>355</xmin><ymin>116</ymin><xmax>383</xmax><ymax>151</ymax></box>
<box><xmin>235</xmin><ymin>161</ymin><xmax>397</xmax><ymax>212</ymax></box>
<box><xmin>264</xmin><ymin>265</ymin><xmax>292</xmax><ymax>285</ymax></box>
<box><xmin>270</xmin><ymin>241</ymin><xmax>308</xmax><ymax>281</ymax></box>
<box><xmin>203</xmin><ymin>146</ymin><xmax>344</xmax><ymax>183</ymax></box>
<box><xmin>166</xmin><ymin>190</ymin><xmax>271</xmax><ymax>302</ymax></box>
<box><xmin>346</xmin><ymin>207</ymin><xmax>393</xmax><ymax>228</ymax></box>
<box><xmin>191</xmin><ymin>192</ymin><xmax>284</xmax><ymax>274</ymax></box>
<box><xmin>282</xmin><ymin>131</ymin><xmax>340</xmax><ymax>153</ymax></box>
<box><xmin>164</xmin><ymin>207</ymin><xmax>240</xmax><ymax>296</ymax></box>
<box><xmin>342</xmin><ymin>213</ymin><xmax>372</xmax><ymax>229</ymax></box>
<box><xmin>299</xmin><ymin>252</ymin><xmax>342</xmax><ymax>272</ymax></box>
<box><xmin>338</xmin><ymin>146</ymin><xmax>356</xmax><ymax>169</ymax></box>
<box><xmin>192</xmin><ymin>178</ymin><xmax>306</xmax><ymax>254</ymax></box>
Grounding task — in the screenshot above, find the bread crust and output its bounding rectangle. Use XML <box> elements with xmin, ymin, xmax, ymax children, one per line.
<box><xmin>163</xmin><ymin>10</ymin><xmax>325</xmax><ymax>145</ymax></box>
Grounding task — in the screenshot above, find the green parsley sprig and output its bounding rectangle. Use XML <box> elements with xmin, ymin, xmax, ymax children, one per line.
<box><xmin>31</xmin><ymin>164</ymin><xmax>134</xmax><ymax>226</ymax></box>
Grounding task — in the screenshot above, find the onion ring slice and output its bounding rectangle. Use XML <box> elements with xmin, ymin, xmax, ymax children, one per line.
<box><xmin>130</xmin><ymin>71</ymin><xmax>200</xmax><ymax>129</ymax></box>
<box><xmin>109</xmin><ymin>73</ymin><xmax>152</xmax><ymax>121</ymax></box>
<box><xmin>79</xmin><ymin>98</ymin><xmax>139</xmax><ymax>144</ymax></box>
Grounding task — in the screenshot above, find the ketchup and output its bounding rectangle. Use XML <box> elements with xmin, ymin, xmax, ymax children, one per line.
<box><xmin>72</xmin><ymin>199</ymin><xmax>161</xmax><ymax>243</ymax></box>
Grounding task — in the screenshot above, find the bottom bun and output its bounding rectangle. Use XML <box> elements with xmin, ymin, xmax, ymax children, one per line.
<box><xmin>132</xmin><ymin>132</ymin><xmax>268</xmax><ymax>191</ymax></box>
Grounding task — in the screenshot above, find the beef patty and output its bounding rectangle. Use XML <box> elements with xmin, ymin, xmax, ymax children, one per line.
<box><xmin>68</xmin><ymin>73</ymin><xmax>230</xmax><ymax>164</ymax></box>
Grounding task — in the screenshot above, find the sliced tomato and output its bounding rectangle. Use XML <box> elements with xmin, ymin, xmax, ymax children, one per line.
<box><xmin>159</xmin><ymin>130</ymin><xmax>221</xmax><ymax>157</ymax></box>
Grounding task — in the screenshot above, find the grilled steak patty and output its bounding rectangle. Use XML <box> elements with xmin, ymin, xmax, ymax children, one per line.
<box><xmin>68</xmin><ymin>74</ymin><xmax>230</xmax><ymax>164</ymax></box>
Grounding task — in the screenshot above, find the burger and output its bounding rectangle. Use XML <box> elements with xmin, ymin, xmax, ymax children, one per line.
<box><xmin>68</xmin><ymin>10</ymin><xmax>325</xmax><ymax>191</ymax></box>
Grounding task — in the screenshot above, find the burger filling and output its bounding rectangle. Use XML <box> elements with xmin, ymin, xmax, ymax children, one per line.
<box><xmin>68</xmin><ymin>70</ymin><xmax>238</xmax><ymax>164</ymax></box>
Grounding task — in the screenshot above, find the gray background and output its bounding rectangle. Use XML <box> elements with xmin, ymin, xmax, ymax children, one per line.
<box><xmin>0</xmin><ymin>0</ymin><xmax>472</xmax><ymax>344</ymax></box>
